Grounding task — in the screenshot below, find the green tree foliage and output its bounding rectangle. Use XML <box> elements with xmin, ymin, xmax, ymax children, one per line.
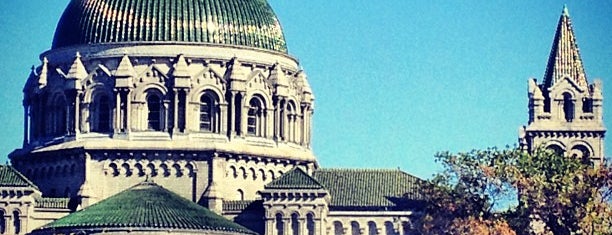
<box><xmin>418</xmin><ymin>147</ymin><xmax>612</xmax><ymax>235</ymax></box>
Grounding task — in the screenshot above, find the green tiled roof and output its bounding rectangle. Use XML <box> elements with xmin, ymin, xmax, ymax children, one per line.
<box><xmin>36</xmin><ymin>197</ymin><xmax>71</xmax><ymax>209</ymax></box>
<box><xmin>53</xmin><ymin>0</ymin><xmax>288</xmax><ymax>53</ymax></box>
<box><xmin>35</xmin><ymin>182</ymin><xmax>256</xmax><ymax>234</ymax></box>
<box><xmin>313</xmin><ymin>169</ymin><xmax>423</xmax><ymax>209</ymax></box>
<box><xmin>266</xmin><ymin>168</ymin><xmax>324</xmax><ymax>190</ymax></box>
<box><xmin>0</xmin><ymin>165</ymin><xmax>38</xmax><ymax>189</ymax></box>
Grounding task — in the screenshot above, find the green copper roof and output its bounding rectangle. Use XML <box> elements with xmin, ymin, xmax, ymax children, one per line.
<box><xmin>53</xmin><ymin>0</ymin><xmax>288</xmax><ymax>53</ymax></box>
<box><xmin>35</xmin><ymin>182</ymin><xmax>256</xmax><ymax>234</ymax></box>
<box><xmin>0</xmin><ymin>165</ymin><xmax>38</xmax><ymax>189</ymax></box>
<box><xmin>313</xmin><ymin>169</ymin><xmax>423</xmax><ymax>209</ymax></box>
<box><xmin>266</xmin><ymin>168</ymin><xmax>324</xmax><ymax>190</ymax></box>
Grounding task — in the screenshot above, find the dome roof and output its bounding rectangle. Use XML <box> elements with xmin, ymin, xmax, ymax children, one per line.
<box><xmin>32</xmin><ymin>182</ymin><xmax>257</xmax><ymax>234</ymax></box>
<box><xmin>52</xmin><ymin>0</ymin><xmax>287</xmax><ymax>53</ymax></box>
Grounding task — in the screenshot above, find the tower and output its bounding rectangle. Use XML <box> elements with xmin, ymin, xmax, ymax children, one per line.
<box><xmin>520</xmin><ymin>6</ymin><xmax>606</xmax><ymax>163</ymax></box>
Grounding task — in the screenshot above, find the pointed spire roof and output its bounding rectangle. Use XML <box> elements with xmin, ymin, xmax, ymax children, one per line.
<box><xmin>270</xmin><ymin>62</ymin><xmax>289</xmax><ymax>87</ymax></box>
<box><xmin>66</xmin><ymin>52</ymin><xmax>88</xmax><ymax>80</ymax></box>
<box><xmin>543</xmin><ymin>5</ymin><xmax>587</xmax><ymax>88</ymax></box>
<box><xmin>38</xmin><ymin>57</ymin><xmax>48</xmax><ymax>87</ymax></box>
<box><xmin>172</xmin><ymin>55</ymin><xmax>191</xmax><ymax>78</ymax></box>
<box><xmin>228</xmin><ymin>57</ymin><xmax>247</xmax><ymax>81</ymax></box>
<box><xmin>114</xmin><ymin>54</ymin><xmax>136</xmax><ymax>78</ymax></box>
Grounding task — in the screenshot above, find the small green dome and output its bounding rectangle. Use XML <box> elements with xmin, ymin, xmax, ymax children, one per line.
<box><xmin>32</xmin><ymin>182</ymin><xmax>257</xmax><ymax>234</ymax></box>
<box><xmin>52</xmin><ymin>0</ymin><xmax>287</xmax><ymax>53</ymax></box>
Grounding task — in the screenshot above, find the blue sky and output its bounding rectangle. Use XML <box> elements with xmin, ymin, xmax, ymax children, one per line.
<box><xmin>0</xmin><ymin>1</ymin><xmax>610</xmax><ymax>179</ymax></box>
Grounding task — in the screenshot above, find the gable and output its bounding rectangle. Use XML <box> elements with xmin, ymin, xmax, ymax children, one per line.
<box><xmin>265</xmin><ymin>167</ymin><xmax>324</xmax><ymax>190</ymax></box>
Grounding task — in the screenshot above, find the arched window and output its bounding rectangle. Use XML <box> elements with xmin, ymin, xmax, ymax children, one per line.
<box><xmin>563</xmin><ymin>93</ymin><xmax>574</xmax><ymax>122</ymax></box>
<box><xmin>582</xmin><ymin>97</ymin><xmax>593</xmax><ymax>113</ymax></box>
<box><xmin>291</xmin><ymin>213</ymin><xmax>300</xmax><ymax>235</ymax></box>
<box><xmin>402</xmin><ymin>221</ymin><xmax>415</xmax><ymax>235</ymax></box>
<box><xmin>546</xmin><ymin>144</ymin><xmax>564</xmax><ymax>156</ymax></box>
<box><xmin>333</xmin><ymin>221</ymin><xmax>344</xmax><ymax>235</ymax></box>
<box><xmin>147</xmin><ymin>163</ymin><xmax>157</xmax><ymax>177</ymax></box>
<box><xmin>351</xmin><ymin>221</ymin><xmax>360</xmax><ymax>235</ymax></box>
<box><xmin>306</xmin><ymin>213</ymin><xmax>315</xmax><ymax>235</ymax></box>
<box><xmin>0</xmin><ymin>210</ymin><xmax>5</xmax><ymax>234</ymax></box>
<box><xmin>13</xmin><ymin>211</ymin><xmax>20</xmax><ymax>234</ymax></box>
<box><xmin>134</xmin><ymin>163</ymin><xmax>145</xmax><ymax>177</ymax></box>
<box><xmin>247</xmin><ymin>97</ymin><xmax>265</xmax><ymax>136</ymax></box>
<box><xmin>199</xmin><ymin>93</ymin><xmax>217</xmax><ymax>132</ymax></box>
<box><xmin>92</xmin><ymin>94</ymin><xmax>111</xmax><ymax>132</ymax></box>
<box><xmin>50</xmin><ymin>95</ymin><xmax>67</xmax><ymax>136</ymax></box>
<box><xmin>275</xmin><ymin>213</ymin><xmax>284</xmax><ymax>235</ymax></box>
<box><xmin>570</xmin><ymin>145</ymin><xmax>591</xmax><ymax>160</ymax></box>
<box><xmin>368</xmin><ymin>221</ymin><xmax>377</xmax><ymax>235</ymax></box>
<box><xmin>286</xmin><ymin>102</ymin><xmax>297</xmax><ymax>142</ymax></box>
<box><xmin>385</xmin><ymin>221</ymin><xmax>397</xmax><ymax>235</ymax></box>
<box><xmin>147</xmin><ymin>93</ymin><xmax>163</xmax><ymax>131</ymax></box>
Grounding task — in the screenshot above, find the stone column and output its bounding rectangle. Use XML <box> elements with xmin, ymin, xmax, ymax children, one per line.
<box><xmin>114</xmin><ymin>90</ymin><xmax>121</xmax><ymax>134</ymax></box>
<box><xmin>219</xmin><ymin>103</ymin><xmax>228</xmax><ymax>134</ymax></box>
<box><xmin>229</xmin><ymin>92</ymin><xmax>237</xmax><ymax>137</ymax></box>
<box><xmin>126</xmin><ymin>91</ymin><xmax>132</xmax><ymax>133</ymax></box>
<box><xmin>183</xmin><ymin>89</ymin><xmax>190</xmax><ymax>133</ymax></box>
<box><xmin>173</xmin><ymin>89</ymin><xmax>179</xmax><ymax>134</ymax></box>
<box><xmin>74</xmin><ymin>91</ymin><xmax>81</xmax><ymax>134</ymax></box>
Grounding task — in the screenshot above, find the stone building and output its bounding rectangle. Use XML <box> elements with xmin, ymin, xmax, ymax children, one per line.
<box><xmin>0</xmin><ymin>1</ymin><xmax>605</xmax><ymax>235</ymax></box>
<box><xmin>4</xmin><ymin>0</ymin><xmax>423</xmax><ymax>234</ymax></box>
<box><xmin>519</xmin><ymin>6</ymin><xmax>606</xmax><ymax>164</ymax></box>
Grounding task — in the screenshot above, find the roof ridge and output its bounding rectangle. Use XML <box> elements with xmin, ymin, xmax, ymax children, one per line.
<box><xmin>317</xmin><ymin>167</ymin><xmax>403</xmax><ymax>172</ymax></box>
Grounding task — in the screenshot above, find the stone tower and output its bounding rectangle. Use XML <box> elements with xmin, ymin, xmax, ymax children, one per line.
<box><xmin>520</xmin><ymin>6</ymin><xmax>606</xmax><ymax>164</ymax></box>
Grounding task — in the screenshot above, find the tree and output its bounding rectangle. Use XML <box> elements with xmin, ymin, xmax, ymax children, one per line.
<box><xmin>418</xmin><ymin>147</ymin><xmax>612</xmax><ymax>235</ymax></box>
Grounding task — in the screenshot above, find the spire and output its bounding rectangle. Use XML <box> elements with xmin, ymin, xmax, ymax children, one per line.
<box><xmin>228</xmin><ymin>57</ymin><xmax>247</xmax><ymax>81</ymax></box>
<box><xmin>38</xmin><ymin>57</ymin><xmax>48</xmax><ymax>87</ymax></box>
<box><xmin>114</xmin><ymin>54</ymin><xmax>136</xmax><ymax>78</ymax></box>
<box><xmin>271</xmin><ymin>62</ymin><xmax>289</xmax><ymax>87</ymax></box>
<box><xmin>66</xmin><ymin>52</ymin><xmax>88</xmax><ymax>80</ymax></box>
<box><xmin>543</xmin><ymin>5</ymin><xmax>587</xmax><ymax>88</ymax></box>
<box><xmin>172</xmin><ymin>54</ymin><xmax>191</xmax><ymax>78</ymax></box>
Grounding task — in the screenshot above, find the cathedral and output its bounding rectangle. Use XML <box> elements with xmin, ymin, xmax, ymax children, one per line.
<box><xmin>0</xmin><ymin>1</ymin><xmax>605</xmax><ymax>235</ymax></box>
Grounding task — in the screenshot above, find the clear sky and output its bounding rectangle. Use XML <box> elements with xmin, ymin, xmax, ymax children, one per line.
<box><xmin>0</xmin><ymin>1</ymin><xmax>610</xmax><ymax>179</ymax></box>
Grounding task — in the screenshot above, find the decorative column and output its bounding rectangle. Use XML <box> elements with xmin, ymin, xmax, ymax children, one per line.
<box><xmin>126</xmin><ymin>90</ymin><xmax>132</xmax><ymax>133</ymax></box>
<box><xmin>114</xmin><ymin>90</ymin><xmax>121</xmax><ymax>134</ymax></box>
<box><xmin>219</xmin><ymin>102</ymin><xmax>228</xmax><ymax>134</ymax></box>
<box><xmin>173</xmin><ymin>89</ymin><xmax>179</xmax><ymax>134</ymax></box>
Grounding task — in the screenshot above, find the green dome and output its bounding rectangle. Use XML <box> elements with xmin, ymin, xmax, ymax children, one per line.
<box><xmin>33</xmin><ymin>182</ymin><xmax>257</xmax><ymax>234</ymax></box>
<box><xmin>52</xmin><ymin>0</ymin><xmax>287</xmax><ymax>53</ymax></box>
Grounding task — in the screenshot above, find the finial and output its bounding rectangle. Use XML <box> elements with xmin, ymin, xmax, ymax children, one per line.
<box><xmin>76</xmin><ymin>51</ymin><xmax>81</xmax><ymax>58</ymax></box>
<box><xmin>562</xmin><ymin>4</ymin><xmax>570</xmax><ymax>16</ymax></box>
